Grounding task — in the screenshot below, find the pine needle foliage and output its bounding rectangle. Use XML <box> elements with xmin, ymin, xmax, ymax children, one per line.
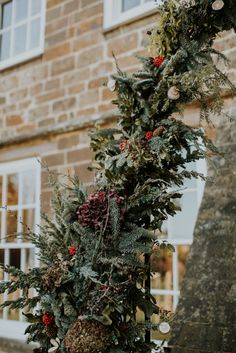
<box><xmin>1</xmin><ymin>1</ymin><xmax>236</xmax><ymax>353</ymax></box>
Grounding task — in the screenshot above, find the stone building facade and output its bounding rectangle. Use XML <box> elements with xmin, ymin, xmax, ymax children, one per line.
<box><xmin>0</xmin><ymin>0</ymin><xmax>235</xmax><ymax>352</ymax></box>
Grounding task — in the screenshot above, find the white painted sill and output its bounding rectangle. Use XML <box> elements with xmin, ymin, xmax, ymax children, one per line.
<box><xmin>103</xmin><ymin>1</ymin><xmax>161</xmax><ymax>32</ymax></box>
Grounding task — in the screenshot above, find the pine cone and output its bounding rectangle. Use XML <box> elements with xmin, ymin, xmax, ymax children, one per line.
<box><xmin>77</xmin><ymin>191</ymin><xmax>124</xmax><ymax>232</ymax></box>
<box><xmin>45</xmin><ymin>325</ymin><xmax>58</xmax><ymax>338</ymax></box>
<box><xmin>64</xmin><ymin>319</ymin><xmax>111</xmax><ymax>353</ymax></box>
<box><xmin>42</xmin><ymin>265</ymin><xmax>63</xmax><ymax>289</ymax></box>
<box><xmin>153</xmin><ymin>126</ymin><xmax>165</xmax><ymax>137</ymax></box>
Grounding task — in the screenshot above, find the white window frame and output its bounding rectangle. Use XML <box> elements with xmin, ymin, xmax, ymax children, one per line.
<box><xmin>0</xmin><ymin>158</ymin><xmax>41</xmax><ymax>341</ymax></box>
<box><xmin>0</xmin><ymin>0</ymin><xmax>46</xmax><ymax>71</ymax></box>
<box><xmin>103</xmin><ymin>0</ymin><xmax>162</xmax><ymax>31</ymax></box>
<box><xmin>151</xmin><ymin>158</ymin><xmax>207</xmax><ymax>311</ymax></box>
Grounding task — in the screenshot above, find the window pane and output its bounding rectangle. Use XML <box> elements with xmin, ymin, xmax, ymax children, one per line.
<box><xmin>151</xmin><ymin>249</ymin><xmax>173</xmax><ymax>290</ymax></box>
<box><xmin>29</xmin><ymin>18</ymin><xmax>40</xmax><ymax>50</ymax></box>
<box><xmin>22</xmin><ymin>170</ymin><xmax>36</xmax><ymax>204</ymax></box>
<box><xmin>1</xmin><ymin>1</ymin><xmax>12</xmax><ymax>29</ymax></box>
<box><xmin>177</xmin><ymin>245</ymin><xmax>190</xmax><ymax>287</ymax></box>
<box><xmin>169</xmin><ymin>191</ymin><xmax>198</xmax><ymax>240</ymax></box>
<box><xmin>10</xmin><ymin>248</ymin><xmax>20</xmax><ymax>268</ymax></box>
<box><xmin>15</xmin><ymin>0</ymin><xmax>28</xmax><ymax>23</ymax></box>
<box><xmin>0</xmin><ymin>176</ymin><xmax>2</xmax><ymax>206</ymax></box>
<box><xmin>122</xmin><ymin>0</ymin><xmax>140</xmax><ymax>11</ymax></box>
<box><xmin>23</xmin><ymin>208</ymin><xmax>35</xmax><ymax>241</ymax></box>
<box><xmin>183</xmin><ymin>160</ymin><xmax>198</xmax><ymax>189</ymax></box>
<box><xmin>6</xmin><ymin>210</ymin><xmax>18</xmax><ymax>242</ymax></box>
<box><xmin>14</xmin><ymin>24</ymin><xmax>27</xmax><ymax>55</ymax></box>
<box><xmin>7</xmin><ymin>174</ymin><xmax>18</xmax><ymax>206</ymax></box>
<box><xmin>0</xmin><ymin>249</ymin><xmax>4</xmax><ymax>279</ymax></box>
<box><xmin>26</xmin><ymin>248</ymin><xmax>35</xmax><ymax>271</ymax></box>
<box><xmin>0</xmin><ymin>30</ymin><xmax>11</xmax><ymax>61</ymax></box>
<box><xmin>31</xmin><ymin>0</ymin><xmax>41</xmax><ymax>16</ymax></box>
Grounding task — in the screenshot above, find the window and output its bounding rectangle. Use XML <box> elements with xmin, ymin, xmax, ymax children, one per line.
<box><xmin>104</xmin><ymin>0</ymin><xmax>162</xmax><ymax>31</ymax></box>
<box><xmin>150</xmin><ymin>158</ymin><xmax>207</xmax><ymax>340</ymax></box>
<box><xmin>0</xmin><ymin>158</ymin><xmax>41</xmax><ymax>340</ymax></box>
<box><xmin>0</xmin><ymin>0</ymin><xmax>46</xmax><ymax>71</ymax></box>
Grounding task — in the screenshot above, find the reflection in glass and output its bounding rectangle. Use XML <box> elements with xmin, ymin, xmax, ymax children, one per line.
<box><xmin>0</xmin><ymin>30</ymin><xmax>11</xmax><ymax>61</ymax></box>
<box><xmin>14</xmin><ymin>24</ymin><xmax>27</xmax><ymax>55</ymax></box>
<box><xmin>0</xmin><ymin>175</ymin><xmax>2</xmax><ymax>206</ymax></box>
<box><xmin>23</xmin><ymin>209</ymin><xmax>35</xmax><ymax>241</ymax></box>
<box><xmin>0</xmin><ymin>294</ymin><xmax>3</xmax><ymax>319</ymax></box>
<box><xmin>30</xmin><ymin>18</ymin><xmax>40</xmax><ymax>50</ymax></box>
<box><xmin>22</xmin><ymin>170</ymin><xmax>36</xmax><ymax>204</ymax></box>
<box><xmin>26</xmin><ymin>248</ymin><xmax>35</xmax><ymax>271</ymax></box>
<box><xmin>151</xmin><ymin>249</ymin><xmax>173</xmax><ymax>290</ymax></box>
<box><xmin>1</xmin><ymin>1</ymin><xmax>12</xmax><ymax>28</ymax></box>
<box><xmin>31</xmin><ymin>0</ymin><xmax>41</xmax><ymax>16</ymax></box>
<box><xmin>8</xmin><ymin>288</ymin><xmax>20</xmax><ymax>320</ymax></box>
<box><xmin>122</xmin><ymin>0</ymin><xmax>140</xmax><ymax>11</ymax></box>
<box><xmin>7</xmin><ymin>174</ymin><xmax>18</xmax><ymax>206</ymax></box>
<box><xmin>15</xmin><ymin>0</ymin><xmax>28</xmax><ymax>23</ymax></box>
<box><xmin>6</xmin><ymin>210</ymin><xmax>18</xmax><ymax>242</ymax></box>
<box><xmin>10</xmin><ymin>248</ymin><xmax>21</xmax><ymax>268</ymax></box>
<box><xmin>151</xmin><ymin>296</ymin><xmax>173</xmax><ymax>340</ymax></box>
<box><xmin>0</xmin><ymin>249</ymin><xmax>4</xmax><ymax>279</ymax></box>
<box><xmin>177</xmin><ymin>245</ymin><xmax>190</xmax><ymax>287</ymax></box>
<box><xmin>169</xmin><ymin>191</ymin><xmax>198</xmax><ymax>240</ymax></box>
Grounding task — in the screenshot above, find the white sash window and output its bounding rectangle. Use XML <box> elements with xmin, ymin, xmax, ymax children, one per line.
<box><xmin>0</xmin><ymin>158</ymin><xmax>41</xmax><ymax>340</ymax></box>
<box><xmin>103</xmin><ymin>0</ymin><xmax>161</xmax><ymax>31</ymax></box>
<box><xmin>0</xmin><ymin>0</ymin><xmax>46</xmax><ymax>71</ymax></box>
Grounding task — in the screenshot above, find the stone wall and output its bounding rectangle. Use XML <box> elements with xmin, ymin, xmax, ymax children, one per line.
<box><xmin>0</xmin><ymin>0</ymin><xmax>160</xmax><ymax>143</ymax></box>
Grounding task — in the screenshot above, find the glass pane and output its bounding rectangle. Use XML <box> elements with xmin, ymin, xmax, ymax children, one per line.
<box><xmin>0</xmin><ymin>294</ymin><xmax>3</xmax><ymax>319</ymax></box>
<box><xmin>169</xmin><ymin>191</ymin><xmax>198</xmax><ymax>240</ymax></box>
<box><xmin>26</xmin><ymin>248</ymin><xmax>35</xmax><ymax>271</ymax></box>
<box><xmin>0</xmin><ymin>175</ymin><xmax>2</xmax><ymax>206</ymax></box>
<box><xmin>23</xmin><ymin>208</ymin><xmax>35</xmax><ymax>241</ymax></box>
<box><xmin>31</xmin><ymin>0</ymin><xmax>41</xmax><ymax>15</ymax></box>
<box><xmin>0</xmin><ymin>249</ymin><xmax>4</xmax><ymax>278</ymax></box>
<box><xmin>15</xmin><ymin>0</ymin><xmax>28</xmax><ymax>23</ymax></box>
<box><xmin>154</xmin><ymin>294</ymin><xmax>173</xmax><ymax>312</ymax></box>
<box><xmin>8</xmin><ymin>288</ymin><xmax>20</xmax><ymax>320</ymax></box>
<box><xmin>151</xmin><ymin>249</ymin><xmax>173</xmax><ymax>290</ymax></box>
<box><xmin>1</xmin><ymin>1</ymin><xmax>12</xmax><ymax>28</ymax></box>
<box><xmin>6</xmin><ymin>210</ymin><xmax>18</xmax><ymax>242</ymax></box>
<box><xmin>14</xmin><ymin>24</ymin><xmax>27</xmax><ymax>55</ymax></box>
<box><xmin>183</xmin><ymin>160</ymin><xmax>197</xmax><ymax>189</ymax></box>
<box><xmin>7</xmin><ymin>174</ymin><xmax>18</xmax><ymax>206</ymax></box>
<box><xmin>177</xmin><ymin>245</ymin><xmax>190</xmax><ymax>287</ymax></box>
<box><xmin>22</xmin><ymin>170</ymin><xmax>36</xmax><ymax>204</ymax></box>
<box><xmin>122</xmin><ymin>0</ymin><xmax>140</xmax><ymax>11</ymax></box>
<box><xmin>10</xmin><ymin>248</ymin><xmax>20</xmax><ymax>268</ymax></box>
<box><xmin>0</xmin><ymin>30</ymin><xmax>11</xmax><ymax>61</ymax></box>
<box><xmin>29</xmin><ymin>18</ymin><xmax>40</xmax><ymax>50</ymax></box>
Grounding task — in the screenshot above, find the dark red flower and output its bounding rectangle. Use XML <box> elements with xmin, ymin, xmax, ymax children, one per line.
<box><xmin>145</xmin><ymin>131</ymin><xmax>153</xmax><ymax>141</ymax></box>
<box><xmin>77</xmin><ymin>191</ymin><xmax>124</xmax><ymax>232</ymax></box>
<box><xmin>42</xmin><ymin>313</ymin><xmax>54</xmax><ymax>326</ymax></box>
<box><xmin>69</xmin><ymin>245</ymin><xmax>76</xmax><ymax>256</ymax></box>
<box><xmin>153</xmin><ymin>55</ymin><xmax>165</xmax><ymax>67</ymax></box>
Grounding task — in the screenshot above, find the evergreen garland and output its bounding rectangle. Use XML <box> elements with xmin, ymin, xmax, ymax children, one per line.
<box><xmin>1</xmin><ymin>1</ymin><xmax>236</xmax><ymax>352</ymax></box>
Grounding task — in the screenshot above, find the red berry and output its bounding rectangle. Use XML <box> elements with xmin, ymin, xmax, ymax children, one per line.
<box><xmin>119</xmin><ymin>140</ymin><xmax>128</xmax><ymax>151</ymax></box>
<box><xmin>145</xmin><ymin>131</ymin><xmax>153</xmax><ymax>141</ymax></box>
<box><xmin>42</xmin><ymin>313</ymin><xmax>54</xmax><ymax>326</ymax></box>
<box><xmin>100</xmin><ymin>285</ymin><xmax>108</xmax><ymax>292</ymax></box>
<box><xmin>153</xmin><ymin>55</ymin><xmax>165</xmax><ymax>67</ymax></box>
<box><xmin>69</xmin><ymin>245</ymin><xmax>76</xmax><ymax>256</ymax></box>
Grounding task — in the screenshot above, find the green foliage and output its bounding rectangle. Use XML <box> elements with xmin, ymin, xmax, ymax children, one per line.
<box><xmin>1</xmin><ymin>1</ymin><xmax>236</xmax><ymax>353</ymax></box>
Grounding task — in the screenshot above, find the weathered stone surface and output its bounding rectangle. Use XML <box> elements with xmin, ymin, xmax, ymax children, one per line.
<box><xmin>170</xmin><ymin>117</ymin><xmax>236</xmax><ymax>353</ymax></box>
